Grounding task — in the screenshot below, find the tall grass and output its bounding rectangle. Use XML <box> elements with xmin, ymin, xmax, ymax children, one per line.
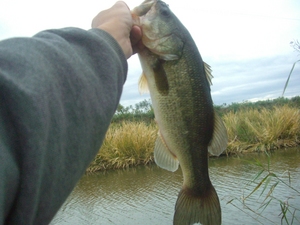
<box><xmin>87</xmin><ymin>105</ymin><xmax>300</xmax><ymax>172</ymax></box>
<box><xmin>227</xmin><ymin>152</ymin><xmax>300</xmax><ymax>224</ymax></box>
<box><xmin>87</xmin><ymin>121</ymin><xmax>157</xmax><ymax>172</ymax></box>
<box><xmin>282</xmin><ymin>40</ymin><xmax>300</xmax><ymax>96</ymax></box>
<box><xmin>224</xmin><ymin>105</ymin><xmax>300</xmax><ymax>154</ymax></box>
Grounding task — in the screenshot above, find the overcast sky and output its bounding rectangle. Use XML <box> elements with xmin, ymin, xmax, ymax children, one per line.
<box><xmin>1</xmin><ymin>0</ymin><xmax>299</xmax><ymax>107</ymax></box>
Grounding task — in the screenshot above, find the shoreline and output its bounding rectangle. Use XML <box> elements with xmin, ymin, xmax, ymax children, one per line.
<box><xmin>86</xmin><ymin>144</ymin><xmax>300</xmax><ymax>173</ymax></box>
<box><xmin>87</xmin><ymin>105</ymin><xmax>300</xmax><ymax>173</ymax></box>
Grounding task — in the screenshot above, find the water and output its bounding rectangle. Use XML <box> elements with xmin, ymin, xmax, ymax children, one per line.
<box><xmin>50</xmin><ymin>148</ymin><xmax>300</xmax><ymax>225</ymax></box>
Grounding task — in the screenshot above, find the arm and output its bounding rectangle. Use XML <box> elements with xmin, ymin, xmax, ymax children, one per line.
<box><xmin>0</xmin><ymin>2</ymin><xmax>142</xmax><ymax>224</ymax></box>
<box><xmin>0</xmin><ymin>27</ymin><xmax>126</xmax><ymax>225</ymax></box>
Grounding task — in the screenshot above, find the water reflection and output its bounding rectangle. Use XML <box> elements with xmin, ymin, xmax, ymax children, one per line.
<box><xmin>51</xmin><ymin>148</ymin><xmax>300</xmax><ymax>225</ymax></box>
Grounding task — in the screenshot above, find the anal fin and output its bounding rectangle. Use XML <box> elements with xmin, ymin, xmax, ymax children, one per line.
<box><xmin>208</xmin><ymin>111</ymin><xmax>228</xmax><ymax>156</ymax></box>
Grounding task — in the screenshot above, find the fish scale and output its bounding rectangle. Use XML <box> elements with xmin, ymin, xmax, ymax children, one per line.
<box><xmin>132</xmin><ymin>1</ymin><xmax>228</xmax><ymax>224</ymax></box>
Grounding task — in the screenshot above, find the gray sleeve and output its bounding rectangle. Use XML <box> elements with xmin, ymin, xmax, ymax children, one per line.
<box><xmin>0</xmin><ymin>27</ymin><xmax>128</xmax><ymax>224</ymax></box>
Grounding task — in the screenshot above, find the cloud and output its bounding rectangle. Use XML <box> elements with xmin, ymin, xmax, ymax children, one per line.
<box><xmin>210</xmin><ymin>54</ymin><xmax>300</xmax><ymax>105</ymax></box>
<box><xmin>122</xmin><ymin>54</ymin><xmax>300</xmax><ymax>107</ymax></box>
<box><xmin>0</xmin><ymin>0</ymin><xmax>299</xmax><ymax>108</ymax></box>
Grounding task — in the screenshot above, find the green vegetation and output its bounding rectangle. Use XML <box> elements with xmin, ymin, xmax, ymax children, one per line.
<box><xmin>224</xmin><ymin>105</ymin><xmax>300</xmax><ymax>154</ymax></box>
<box><xmin>282</xmin><ymin>40</ymin><xmax>300</xmax><ymax>96</ymax></box>
<box><xmin>87</xmin><ymin>121</ymin><xmax>157</xmax><ymax>173</ymax></box>
<box><xmin>227</xmin><ymin>152</ymin><xmax>300</xmax><ymax>224</ymax></box>
<box><xmin>112</xmin><ymin>99</ymin><xmax>154</xmax><ymax>123</ymax></box>
<box><xmin>214</xmin><ymin>96</ymin><xmax>300</xmax><ymax>116</ymax></box>
<box><xmin>87</xmin><ymin>96</ymin><xmax>300</xmax><ymax>172</ymax></box>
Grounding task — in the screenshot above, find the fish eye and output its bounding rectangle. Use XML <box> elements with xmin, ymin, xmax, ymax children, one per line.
<box><xmin>160</xmin><ymin>8</ymin><xmax>170</xmax><ymax>17</ymax></box>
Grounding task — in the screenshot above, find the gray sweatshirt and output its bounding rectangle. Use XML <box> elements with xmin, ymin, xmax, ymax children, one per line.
<box><xmin>0</xmin><ymin>28</ymin><xmax>128</xmax><ymax>224</ymax></box>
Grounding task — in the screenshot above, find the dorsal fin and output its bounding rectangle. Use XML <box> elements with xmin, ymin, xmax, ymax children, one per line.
<box><xmin>208</xmin><ymin>111</ymin><xmax>228</xmax><ymax>156</ymax></box>
<box><xmin>204</xmin><ymin>62</ymin><xmax>213</xmax><ymax>86</ymax></box>
<box><xmin>138</xmin><ymin>72</ymin><xmax>149</xmax><ymax>94</ymax></box>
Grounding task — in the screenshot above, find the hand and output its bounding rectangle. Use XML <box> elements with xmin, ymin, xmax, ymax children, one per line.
<box><xmin>92</xmin><ymin>1</ymin><xmax>143</xmax><ymax>59</ymax></box>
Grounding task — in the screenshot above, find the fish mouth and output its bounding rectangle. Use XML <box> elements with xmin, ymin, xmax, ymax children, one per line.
<box><xmin>132</xmin><ymin>0</ymin><xmax>182</xmax><ymax>60</ymax></box>
<box><xmin>131</xmin><ymin>0</ymin><xmax>156</xmax><ymax>28</ymax></box>
<box><xmin>132</xmin><ymin>0</ymin><xmax>156</xmax><ymax>17</ymax></box>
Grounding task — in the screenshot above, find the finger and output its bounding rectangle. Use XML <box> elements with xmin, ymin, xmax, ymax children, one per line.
<box><xmin>130</xmin><ymin>25</ymin><xmax>142</xmax><ymax>45</ymax></box>
<box><xmin>132</xmin><ymin>40</ymin><xmax>145</xmax><ymax>55</ymax></box>
<box><xmin>116</xmin><ymin>1</ymin><xmax>130</xmax><ymax>11</ymax></box>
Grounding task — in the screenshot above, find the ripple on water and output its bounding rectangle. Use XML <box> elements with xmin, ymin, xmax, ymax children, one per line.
<box><xmin>51</xmin><ymin>148</ymin><xmax>300</xmax><ymax>225</ymax></box>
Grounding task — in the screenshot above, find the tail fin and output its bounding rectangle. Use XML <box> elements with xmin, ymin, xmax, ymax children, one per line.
<box><xmin>173</xmin><ymin>185</ymin><xmax>221</xmax><ymax>225</ymax></box>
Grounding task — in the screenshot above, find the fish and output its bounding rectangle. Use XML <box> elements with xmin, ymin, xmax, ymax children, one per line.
<box><xmin>131</xmin><ymin>1</ymin><xmax>228</xmax><ymax>225</ymax></box>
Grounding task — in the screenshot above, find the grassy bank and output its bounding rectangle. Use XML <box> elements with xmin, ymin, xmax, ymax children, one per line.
<box><xmin>224</xmin><ymin>105</ymin><xmax>300</xmax><ymax>154</ymax></box>
<box><xmin>87</xmin><ymin>121</ymin><xmax>157</xmax><ymax>173</ymax></box>
<box><xmin>87</xmin><ymin>105</ymin><xmax>300</xmax><ymax>172</ymax></box>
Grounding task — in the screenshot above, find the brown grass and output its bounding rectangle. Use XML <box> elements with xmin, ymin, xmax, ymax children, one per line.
<box><xmin>87</xmin><ymin>105</ymin><xmax>300</xmax><ymax>172</ymax></box>
<box><xmin>224</xmin><ymin>105</ymin><xmax>300</xmax><ymax>154</ymax></box>
<box><xmin>86</xmin><ymin>121</ymin><xmax>157</xmax><ymax>173</ymax></box>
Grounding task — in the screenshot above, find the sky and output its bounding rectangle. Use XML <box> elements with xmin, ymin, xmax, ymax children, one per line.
<box><xmin>0</xmin><ymin>0</ymin><xmax>299</xmax><ymax>107</ymax></box>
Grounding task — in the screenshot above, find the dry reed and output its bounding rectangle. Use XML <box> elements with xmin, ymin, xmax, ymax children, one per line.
<box><xmin>224</xmin><ymin>105</ymin><xmax>300</xmax><ymax>154</ymax></box>
<box><xmin>87</xmin><ymin>121</ymin><xmax>157</xmax><ymax>172</ymax></box>
<box><xmin>87</xmin><ymin>105</ymin><xmax>300</xmax><ymax>172</ymax></box>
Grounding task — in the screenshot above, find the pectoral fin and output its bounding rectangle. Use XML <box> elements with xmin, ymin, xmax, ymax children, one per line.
<box><xmin>138</xmin><ymin>60</ymin><xmax>169</xmax><ymax>96</ymax></box>
<box><xmin>138</xmin><ymin>72</ymin><xmax>149</xmax><ymax>94</ymax></box>
<box><xmin>154</xmin><ymin>130</ymin><xmax>179</xmax><ymax>172</ymax></box>
<box><xmin>153</xmin><ymin>59</ymin><xmax>169</xmax><ymax>96</ymax></box>
<box><xmin>208</xmin><ymin>111</ymin><xmax>228</xmax><ymax>156</ymax></box>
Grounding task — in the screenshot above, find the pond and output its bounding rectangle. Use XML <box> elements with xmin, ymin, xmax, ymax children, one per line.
<box><xmin>50</xmin><ymin>148</ymin><xmax>300</xmax><ymax>225</ymax></box>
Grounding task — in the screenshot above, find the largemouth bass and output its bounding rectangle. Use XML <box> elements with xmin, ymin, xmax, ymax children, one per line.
<box><xmin>132</xmin><ymin>1</ymin><xmax>228</xmax><ymax>225</ymax></box>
